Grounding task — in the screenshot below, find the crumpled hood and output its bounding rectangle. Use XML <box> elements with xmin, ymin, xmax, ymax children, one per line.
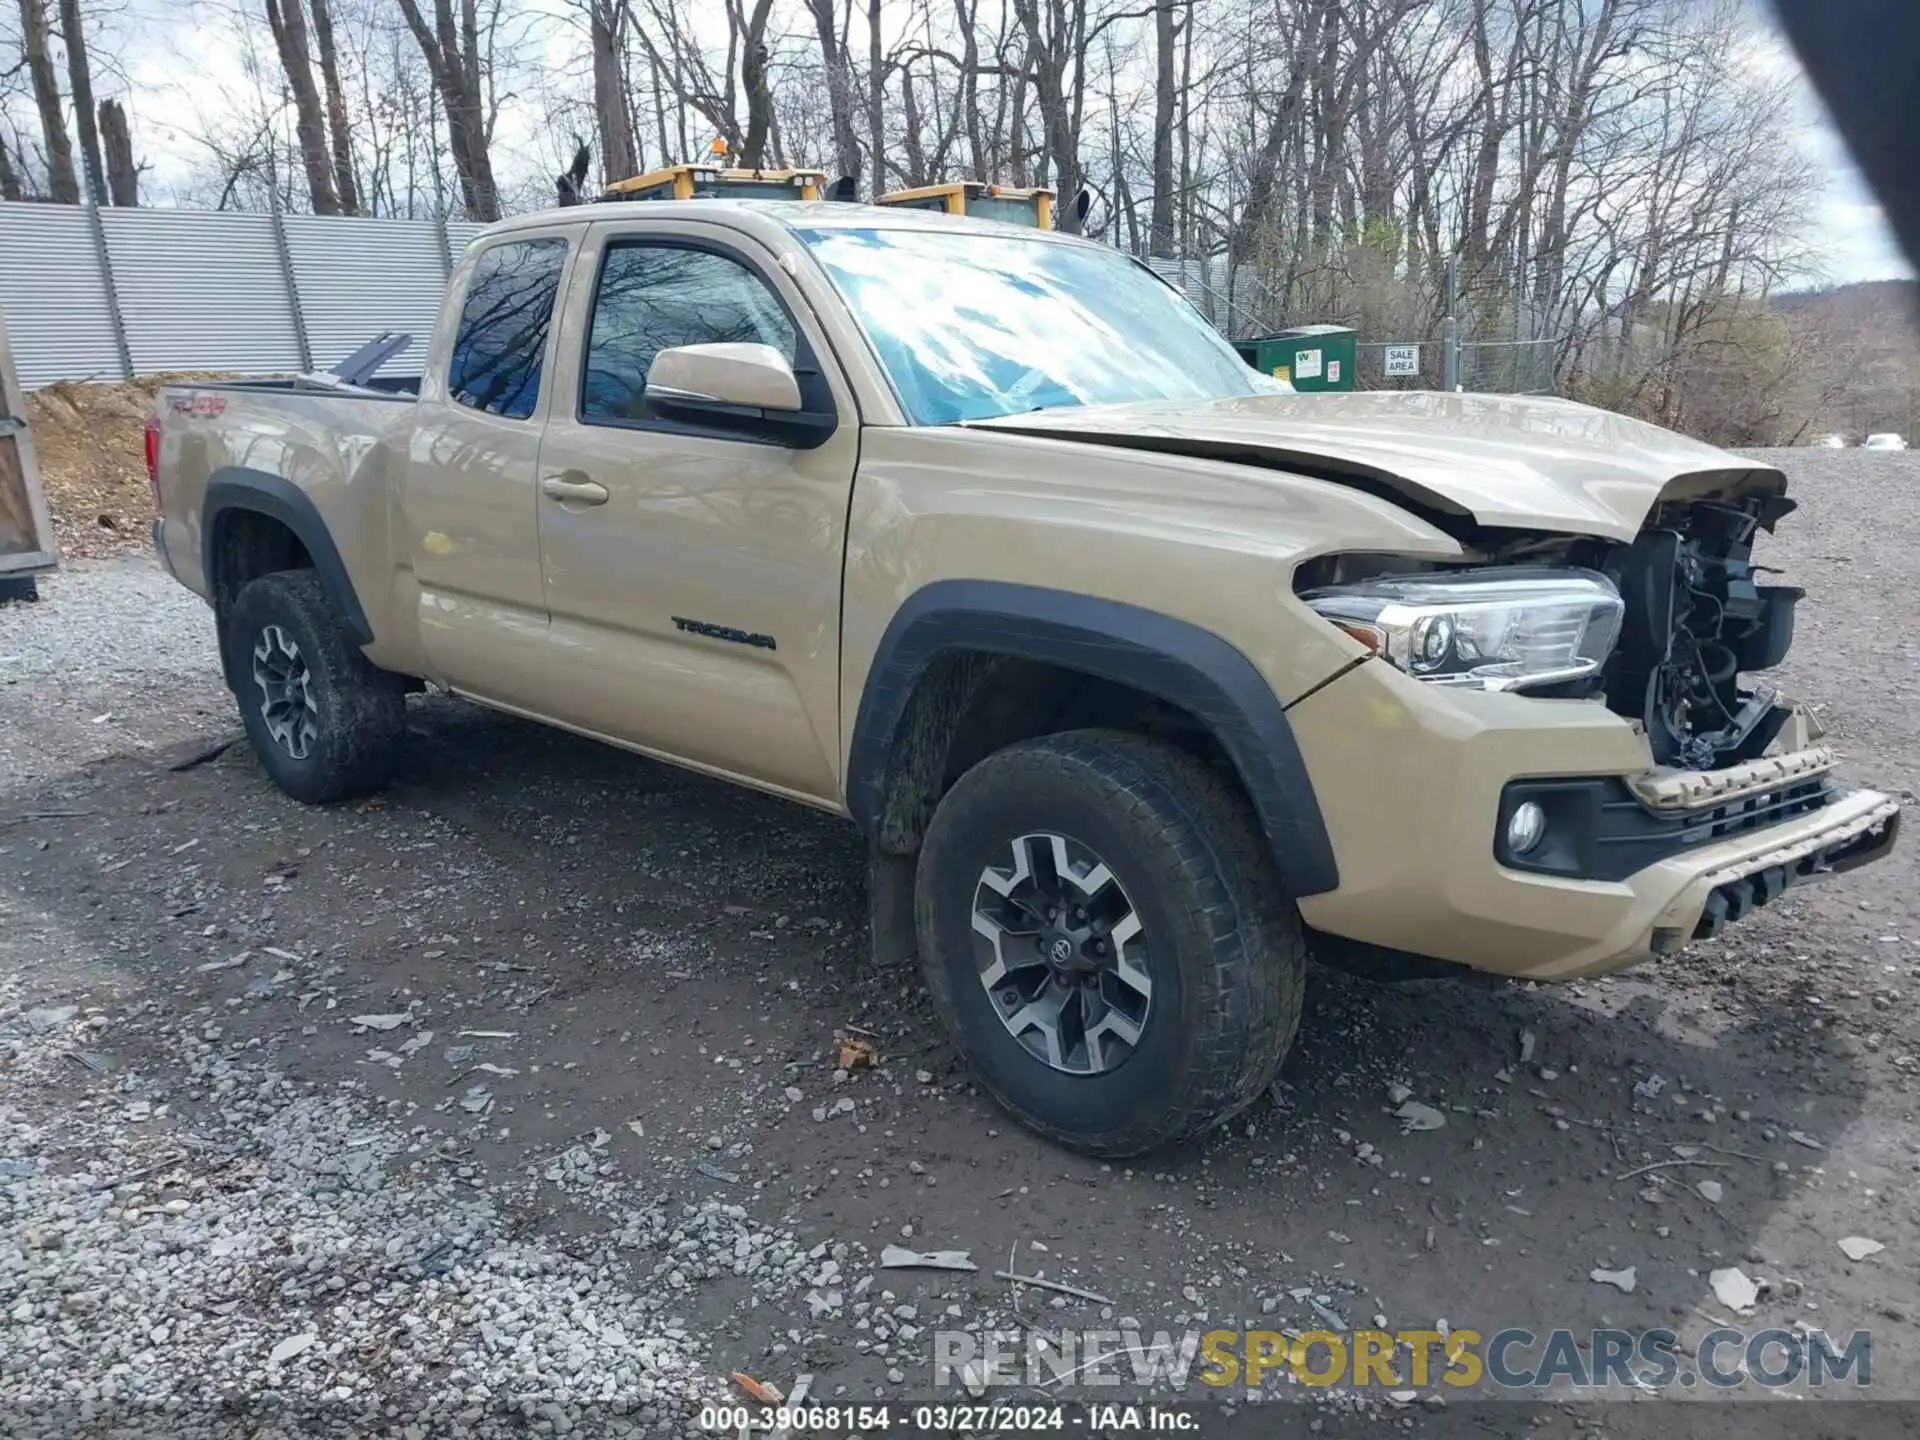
<box><xmin>967</xmin><ymin>390</ymin><xmax>1785</xmax><ymax>541</ymax></box>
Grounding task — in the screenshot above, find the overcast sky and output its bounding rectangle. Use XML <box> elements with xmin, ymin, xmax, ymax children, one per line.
<box><xmin>91</xmin><ymin>1</ymin><xmax>1915</xmax><ymax>288</ymax></box>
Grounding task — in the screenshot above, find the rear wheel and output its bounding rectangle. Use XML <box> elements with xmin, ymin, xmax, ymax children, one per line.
<box><xmin>224</xmin><ymin>569</ymin><xmax>405</xmax><ymax>804</ymax></box>
<box><xmin>916</xmin><ymin>729</ymin><xmax>1306</xmax><ymax>1157</ymax></box>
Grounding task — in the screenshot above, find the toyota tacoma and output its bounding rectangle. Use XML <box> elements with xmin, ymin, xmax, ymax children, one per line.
<box><xmin>148</xmin><ymin>200</ymin><xmax>1899</xmax><ymax>1156</ymax></box>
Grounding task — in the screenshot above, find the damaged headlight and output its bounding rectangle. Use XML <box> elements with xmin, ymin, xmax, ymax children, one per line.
<box><xmin>1304</xmin><ymin>567</ymin><xmax>1624</xmax><ymax>693</ymax></box>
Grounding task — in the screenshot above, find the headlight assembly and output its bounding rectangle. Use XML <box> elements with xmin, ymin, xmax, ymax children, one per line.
<box><xmin>1303</xmin><ymin>567</ymin><xmax>1624</xmax><ymax>693</ymax></box>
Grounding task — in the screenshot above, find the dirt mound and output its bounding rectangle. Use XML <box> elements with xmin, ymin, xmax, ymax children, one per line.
<box><xmin>27</xmin><ymin>374</ymin><xmax>226</xmax><ymax>561</ymax></box>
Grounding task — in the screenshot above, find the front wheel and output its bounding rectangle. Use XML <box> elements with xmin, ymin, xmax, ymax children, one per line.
<box><xmin>916</xmin><ymin>730</ymin><xmax>1306</xmax><ymax>1157</ymax></box>
<box><xmin>224</xmin><ymin>569</ymin><xmax>405</xmax><ymax>804</ymax></box>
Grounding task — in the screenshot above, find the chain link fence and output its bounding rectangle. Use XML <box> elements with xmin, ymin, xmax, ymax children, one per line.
<box><xmin>1458</xmin><ymin>337</ymin><xmax>1561</xmax><ymax>395</ymax></box>
<box><xmin>1355</xmin><ymin>336</ymin><xmax>1561</xmax><ymax>394</ymax></box>
<box><xmin>1147</xmin><ymin>254</ymin><xmax>1565</xmax><ymax>397</ymax></box>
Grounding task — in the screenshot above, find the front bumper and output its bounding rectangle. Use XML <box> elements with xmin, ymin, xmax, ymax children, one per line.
<box><xmin>1288</xmin><ymin>661</ymin><xmax>1900</xmax><ymax>981</ymax></box>
<box><xmin>1676</xmin><ymin>786</ymin><xmax>1897</xmax><ymax>943</ymax></box>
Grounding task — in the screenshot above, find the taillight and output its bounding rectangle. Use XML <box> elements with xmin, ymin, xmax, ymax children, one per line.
<box><xmin>144</xmin><ymin>415</ymin><xmax>161</xmax><ymax>505</ymax></box>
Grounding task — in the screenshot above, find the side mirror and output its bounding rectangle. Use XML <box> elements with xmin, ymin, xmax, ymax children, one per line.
<box><xmin>643</xmin><ymin>343</ymin><xmax>836</xmax><ymax>448</ymax></box>
<box><xmin>648</xmin><ymin>342</ymin><xmax>801</xmax><ymax>411</ymax></box>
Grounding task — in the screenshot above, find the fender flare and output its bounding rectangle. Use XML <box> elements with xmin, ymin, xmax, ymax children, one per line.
<box><xmin>847</xmin><ymin>580</ymin><xmax>1339</xmax><ymax>898</ymax></box>
<box><xmin>203</xmin><ymin>467</ymin><xmax>374</xmax><ymax>646</ymax></box>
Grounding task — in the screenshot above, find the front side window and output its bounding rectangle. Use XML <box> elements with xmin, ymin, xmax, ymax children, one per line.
<box><xmin>582</xmin><ymin>243</ymin><xmax>797</xmax><ymax>424</ymax></box>
<box><xmin>794</xmin><ymin>226</ymin><xmax>1283</xmax><ymax>426</ymax></box>
<box><xmin>447</xmin><ymin>238</ymin><xmax>568</xmax><ymax>420</ymax></box>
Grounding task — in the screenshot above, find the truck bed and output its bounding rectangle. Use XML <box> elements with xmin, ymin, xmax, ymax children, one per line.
<box><xmin>152</xmin><ymin>379</ymin><xmax>420</xmax><ymax>607</ymax></box>
<box><xmin>196</xmin><ymin>374</ymin><xmax>421</xmax><ymax>399</ymax></box>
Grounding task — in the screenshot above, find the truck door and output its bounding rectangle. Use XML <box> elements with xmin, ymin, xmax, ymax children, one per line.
<box><xmin>402</xmin><ymin>229</ymin><xmax>574</xmax><ymax>711</ymax></box>
<box><xmin>530</xmin><ymin>217</ymin><xmax>859</xmax><ymax>805</ymax></box>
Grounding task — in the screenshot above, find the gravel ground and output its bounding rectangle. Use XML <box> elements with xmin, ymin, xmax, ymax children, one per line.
<box><xmin>0</xmin><ymin>563</ymin><xmax>230</xmax><ymax>785</ymax></box>
<box><xmin>2</xmin><ymin>448</ymin><xmax>1919</xmax><ymax>1439</ymax></box>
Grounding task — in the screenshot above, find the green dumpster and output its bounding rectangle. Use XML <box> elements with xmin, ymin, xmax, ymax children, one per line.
<box><xmin>1233</xmin><ymin>324</ymin><xmax>1357</xmax><ymax>391</ymax></box>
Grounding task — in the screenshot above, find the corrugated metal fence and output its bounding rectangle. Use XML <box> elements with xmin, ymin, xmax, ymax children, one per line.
<box><xmin>0</xmin><ymin>202</ymin><xmax>490</xmax><ymax>390</ymax></box>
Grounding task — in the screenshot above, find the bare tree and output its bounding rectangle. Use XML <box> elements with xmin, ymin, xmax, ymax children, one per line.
<box><xmin>804</xmin><ymin>0</ymin><xmax>862</xmax><ymax>185</ymax></box>
<box><xmin>341</xmin><ymin>0</ymin><xmax>466</xmax><ymax>218</ymax></box>
<box><xmin>587</xmin><ymin>0</ymin><xmax>636</xmax><ymax>182</ymax></box>
<box><xmin>626</xmin><ymin>0</ymin><xmax>740</xmax><ymax>157</ymax></box>
<box><xmin>16</xmin><ymin>0</ymin><xmax>79</xmax><ymax>202</ymax></box>
<box><xmin>56</xmin><ymin>0</ymin><xmax>104</xmax><ymax>202</ymax></box>
<box><xmin>950</xmin><ymin>0</ymin><xmax>988</xmax><ymax>179</ymax></box>
<box><xmin>1228</xmin><ymin>0</ymin><xmax>1323</xmax><ymax>268</ymax></box>
<box><xmin>396</xmin><ymin>0</ymin><xmax>501</xmax><ymax>219</ymax></box>
<box><xmin>866</xmin><ymin>0</ymin><xmax>883</xmax><ymax>189</ymax></box>
<box><xmin>264</xmin><ymin>0</ymin><xmax>342</xmax><ymax>213</ymax></box>
<box><xmin>309</xmin><ymin>0</ymin><xmax>361</xmax><ymax>213</ymax></box>
<box><xmin>1011</xmin><ymin>0</ymin><xmax>1078</xmax><ymax>227</ymax></box>
<box><xmin>1147</xmin><ymin>0</ymin><xmax>1178</xmax><ymax>255</ymax></box>
<box><xmin>732</xmin><ymin>0</ymin><xmax>775</xmax><ymax>166</ymax></box>
<box><xmin>1011</xmin><ymin>0</ymin><xmax>1158</xmax><ymax>234</ymax></box>
<box><xmin>98</xmin><ymin>95</ymin><xmax>137</xmax><ymax>205</ymax></box>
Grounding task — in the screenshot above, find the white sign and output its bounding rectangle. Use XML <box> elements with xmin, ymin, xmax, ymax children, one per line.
<box><xmin>1384</xmin><ymin>344</ymin><xmax>1420</xmax><ymax>377</ymax></box>
<box><xmin>1327</xmin><ymin>360</ymin><xmax>1341</xmax><ymax>383</ymax></box>
<box><xmin>1293</xmin><ymin>347</ymin><xmax>1323</xmax><ymax>381</ymax></box>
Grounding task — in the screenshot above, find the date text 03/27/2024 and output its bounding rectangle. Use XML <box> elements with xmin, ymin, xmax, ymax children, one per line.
<box><xmin>697</xmin><ymin>1403</ymin><xmax>1196</xmax><ymax>1432</ymax></box>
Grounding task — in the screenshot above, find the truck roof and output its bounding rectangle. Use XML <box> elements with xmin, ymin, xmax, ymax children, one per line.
<box><xmin>481</xmin><ymin>198</ymin><xmax>1101</xmax><ymax>248</ymax></box>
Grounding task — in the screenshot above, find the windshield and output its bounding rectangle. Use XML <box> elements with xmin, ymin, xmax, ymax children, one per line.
<box><xmin>794</xmin><ymin>226</ymin><xmax>1285</xmax><ymax>425</ymax></box>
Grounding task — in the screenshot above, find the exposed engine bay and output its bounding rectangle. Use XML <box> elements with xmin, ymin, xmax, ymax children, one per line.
<box><xmin>1596</xmin><ymin>492</ymin><xmax>1801</xmax><ymax>769</ymax></box>
<box><xmin>1296</xmin><ymin>487</ymin><xmax>1804</xmax><ymax>772</ymax></box>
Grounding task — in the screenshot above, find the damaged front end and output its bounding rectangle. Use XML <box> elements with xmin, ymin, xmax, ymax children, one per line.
<box><xmin>1288</xmin><ymin>470</ymin><xmax>1899</xmax><ymax>978</ymax></box>
<box><xmin>1599</xmin><ymin>490</ymin><xmax>1802</xmax><ymax>770</ymax></box>
<box><xmin>1296</xmin><ymin>475</ymin><xmax>1808</xmax><ymax>774</ymax></box>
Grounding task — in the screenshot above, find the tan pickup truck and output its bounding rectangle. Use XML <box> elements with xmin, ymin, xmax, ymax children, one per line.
<box><xmin>148</xmin><ymin>200</ymin><xmax>1898</xmax><ymax>1156</ymax></box>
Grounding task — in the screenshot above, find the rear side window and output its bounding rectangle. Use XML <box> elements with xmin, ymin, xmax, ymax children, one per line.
<box><xmin>448</xmin><ymin>238</ymin><xmax>567</xmax><ymax>420</ymax></box>
<box><xmin>582</xmin><ymin>243</ymin><xmax>796</xmax><ymax>424</ymax></box>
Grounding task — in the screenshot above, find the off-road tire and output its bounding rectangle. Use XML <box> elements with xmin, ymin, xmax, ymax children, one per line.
<box><xmin>224</xmin><ymin>569</ymin><xmax>405</xmax><ymax>804</ymax></box>
<box><xmin>916</xmin><ymin>729</ymin><xmax>1307</xmax><ymax>1157</ymax></box>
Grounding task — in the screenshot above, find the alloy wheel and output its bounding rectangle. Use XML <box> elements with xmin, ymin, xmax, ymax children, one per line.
<box><xmin>970</xmin><ymin>832</ymin><xmax>1153</xmax><ymax>1075</ymax></box>
<box><xmin>250</xmin><ymin>624</ymin><xmax>319</xmax><ymax>760</ymax></box>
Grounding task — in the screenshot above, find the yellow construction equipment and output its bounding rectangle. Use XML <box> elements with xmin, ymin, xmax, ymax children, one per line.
<box><xmin>588</xmin><ymin>138</ymin><xmax>828</xmax><ymax>204</ymax></box>
<box><xmin>602</xmin><ymin>163</ymin><xmax>829</xmax><ymax>203</ymax></box>
<box><xmin>563</xmin><ymin>139</ymin><xmax>1077</xmax><ymax>226</ymax></box>
<box><xmin>875</xmin><ymin>181</ymin><xmax>1057</xmax><ymax>228</ymax></box>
